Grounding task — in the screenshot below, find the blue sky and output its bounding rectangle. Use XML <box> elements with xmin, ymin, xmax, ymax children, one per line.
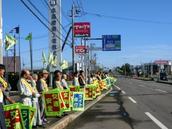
<box><xmin>3</xmin><ymin>0</ymin><xmax>172</xmax><ymax>69</ymax></box>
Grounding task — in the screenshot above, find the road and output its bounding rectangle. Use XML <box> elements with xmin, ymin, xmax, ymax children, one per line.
<box><xmin>65</xmin><ymin>78</ymin><xmax>172</xmax><ymax>129</ymax></box>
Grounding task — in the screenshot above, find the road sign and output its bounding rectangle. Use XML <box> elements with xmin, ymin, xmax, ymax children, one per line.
<box><xmin>75</xmin><ymin>45</ymin><xmax>88</xmax><ymax>54</ymax></box>
<box><xmin>102</xmin><ymin>35</ymin><xmax>121</xmax><ymax>51</ymax></box>
<box><xmin>74</xmin><ymin>22</ymin><xmax>90</xmax><ymax>37</ymax></box>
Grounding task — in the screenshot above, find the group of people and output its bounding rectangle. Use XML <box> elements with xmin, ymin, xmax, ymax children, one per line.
<box><xmin>0</xmin><ymin>63</ymin><xmax>110</xmax><ymax>129</ymax></box>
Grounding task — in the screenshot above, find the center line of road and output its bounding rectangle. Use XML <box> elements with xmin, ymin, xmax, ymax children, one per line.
<box><xmin>145</xmin><ymin>112</ymin><xmax>168</xmax><ymax>129</ymax></box>
<box><xmin>115</xmin><ymin>86</ymin><xmax>121</xmax><ymax>90</ymax></box>
<box><xmin>128</xmin><ymin>97</ymin><xmax>137</xmax><ymax>104</ymax></box>
<box><xmin>122</xmin><ymin>90</ymin><xmax>126</xmax><ymax>94</ymax></box>
<box><xmin>155</xmin><ymin>89</ymin><xmax>167</xmax><ymax>93</ymax></box>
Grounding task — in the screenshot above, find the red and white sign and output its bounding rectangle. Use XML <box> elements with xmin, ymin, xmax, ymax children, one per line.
<box><xmin>74</xmin><ymin>22</ymin><xmax>90</xmax><ymax>37</ymax></box>
<box><xmin>75</xmin><ymin>45</ymin><xmax>88</xmax><ymax>54</ymax></box>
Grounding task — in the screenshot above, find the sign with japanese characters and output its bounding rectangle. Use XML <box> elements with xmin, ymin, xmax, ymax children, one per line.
<box><xmin>44</xmin><ymin>92</ymin><xmax>62</xmax><ymax>116</ymax></box>
<box><xmin>102</xmin><ymin>35</ymin><xmax>121</xmax><ymax>51</ymax></box>
<box><xmin>4</xmin><ymin>103</ymin><xmax>24</xmax><ymax>129</ymax></box>
<box><xmin>60</xmin><ymin>90</ymin><xmax>71</xmax><ymax>111</ymax></box>
<box><xmin>72</xmin><ymin>92</ymin><xmax>85</xmax><ymax>111</ymax></box>
<box><xmin>74</xmin><ymin>22</ymin><xmax>91</xmax><ymax>37</ymax></box>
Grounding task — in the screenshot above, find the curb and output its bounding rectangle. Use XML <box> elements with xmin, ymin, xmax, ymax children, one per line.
<box><xmin>48</xmin><ymin>88</ymin><xmax>113</xmax><ymax>129</ymax></box>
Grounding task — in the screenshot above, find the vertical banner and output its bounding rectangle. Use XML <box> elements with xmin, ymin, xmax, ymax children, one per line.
<box><xmin>72</xmin><ymin>92</ymin><xmax>85</xmax><ymax>111</ymax></box>
<box><xmin>85</xmin><ymin>87</ymin><xmax>93</xmax><ymax>100</ymax></box>
<box><xmin>21</xmin><ymin>106</ymin><xmax>30</xmax><ymax>129</ymax></box>
<box><xmin>44</xmin><ymin>91</ymin><xmax>62</xmax><ymax>116</ymax></box>
<box><xmin>60</xmin><ymin>90</ymin><xmax>71</xmax><ymax>111</ymax></box>
<box><xmin>4</xmin><ymin>103</ymin><xmax>24</xmax><ymax>129</ymax></box>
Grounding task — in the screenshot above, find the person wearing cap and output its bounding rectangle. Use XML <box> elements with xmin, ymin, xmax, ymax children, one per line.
<box><xmin>37</xmin><ymin>70</ymin><xmax>49</xmax><ymax>124</ymax></box>
<box><xmin>0</xmin><ymin>64</ymin><xmax>15</xmax><ymax>129</ymax></box>
<box><xmin>17</xmin><ymin>69</ymin><xmax>35</xmax><ymax>106</ymax></box>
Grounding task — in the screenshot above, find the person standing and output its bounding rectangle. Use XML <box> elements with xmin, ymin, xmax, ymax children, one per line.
<box><xmin>37</xmin><ymin>70</ymin><xmax>49</xmax><ymax>124</ymax></box>
<box><xmin>0</xmin><ymin>64</ymin><xmax>15</xmax><ymax>129</ymax></box>
<box><xmin>30</xmin><ymin>74</ymin><xmax>42</xmax><ymax>127</ymax></box>
<box><xmin>61</xmin><ymin>73</ymin><xmax>69</xmax><ymax>89</ymax></box>
<box><xmin>17</xmin><ymin>69</ymin><xmax>35</xmax><ymax>106</ymax></box>
<box><xmin>78</xmin><ymin>70</ymin><xmax>86</xmax><ymax>88</ymax></box>
<box><xmin>53</xmin><ymin>70</ymin><xmax>63</xmax><ymax>90</ymax></box>
<box><xmin>73</xmin><ymin>72</ymin><xmax>79</xmax><ymax>86</ymax></box>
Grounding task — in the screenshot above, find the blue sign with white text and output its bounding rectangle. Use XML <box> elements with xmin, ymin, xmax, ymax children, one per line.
<box><xmin>102</xmin><ymin>35</ymin><xmax>121</xmax><ymax>51</ymax></box>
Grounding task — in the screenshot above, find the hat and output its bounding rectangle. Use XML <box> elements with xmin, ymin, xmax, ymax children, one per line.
<box><xmin>0</xmin><ymin>64</ymin><xmax>5</xmax><ymax>70</ymax></box>
<box><xmin>42</xmin><ymin>70</ymin><xmax>49</xmax><ymax>74</ymax></box>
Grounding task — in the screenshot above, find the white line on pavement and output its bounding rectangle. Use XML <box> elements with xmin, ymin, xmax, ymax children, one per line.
<box><xmin>138</xmin><ymin>84</ymin><xmax>145</xmax><ymax>87</ymax></box>
<box><xmin>145</xmin><ymin>112</ymin><xmax>168</xmax><ymax>129</ymax></box>
<box><xmin>128</xmin><ymin>97</ymin><xmax>137</xmax><ymax>104</ymax></box>
<box><xmin>155</xmin><ymin>89</ymin><xmax>167</xmax><ymax>93</ymax></box>
<box><xmin>115</xmin><ymin>86</ymin><xmax>121</xmax><ymax>90</ymax></box>
<box><xmin>122</xmin><ymin>90</ymin><xmax>126</xmax><ymax>94</ymax></box>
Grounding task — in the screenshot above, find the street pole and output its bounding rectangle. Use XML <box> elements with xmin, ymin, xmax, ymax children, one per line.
<box><xmin>14</xmin><ymin>35</ymin><xmax>16</xmax><ymax>73</ymax></box>
<box><xmin>29</xmin><ymin>33</ymin><xmax>33</xmax><ymax>73</ymax></box>
<box><xmin>0</xmin><ymin>0</ymin><xmax>2</xmax><ymax>64</ymax></box>
<box><xmin>72</xmin><ymin>4</ymin><xmax>75</xmax><ymax>73</ymax></box>
<box><xmin>18</xmin><ymin>25</ymin><xmax>21</xmax><ymax>72</ymax></box>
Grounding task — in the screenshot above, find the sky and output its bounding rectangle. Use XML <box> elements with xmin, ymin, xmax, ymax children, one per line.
<box><xmin>3</xmin><ymin>0</ymin><xmax>172</xmax><ymax>69</ymax></box>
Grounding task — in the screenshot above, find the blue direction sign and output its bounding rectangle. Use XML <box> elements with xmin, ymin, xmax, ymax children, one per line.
<box><xmin>102</xmin><ymin>35</ymin><xmax>121</xmax><ymax>51</ymax></box>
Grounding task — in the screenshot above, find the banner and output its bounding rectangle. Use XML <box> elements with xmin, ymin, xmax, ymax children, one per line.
<box><xmin>60</xmin><ymin>90</ymin><xmax>71</xmax><ymax>112</ymax></box>
<box><xmin>85</xmin><ymin>87</ymin><xmax>93</xmax><ymax>100</ymax></box>
<box><xmin>72</xmin><ymin>92</ymin><xmax>85</xmax><ymax>111</ymax></box>
<box><xmin>43</xmin><ymin>90</ymin><xmax>62</xmax><ymax>117</ymax></box>
<box><xmin>4</xmin><ymin>103</ymin><xmax>24</xmax><ymax>129</ymax></box>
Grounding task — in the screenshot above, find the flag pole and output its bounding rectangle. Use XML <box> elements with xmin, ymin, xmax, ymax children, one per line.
<box><xmin>14</xmin><ymin>35</ymin><xmax>16</xmax><ymax>73</ymax></box>
<box><xmin>29</xmin><ymin>33</ymin><xmax>33</xmax><ymax>73</ymax></box>
<box><xmin>18</xmin><ymin>25</ymin><xmax>21</xmax><ymax>73</ymax></box>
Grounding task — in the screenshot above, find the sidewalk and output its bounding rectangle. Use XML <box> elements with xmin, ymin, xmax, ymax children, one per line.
<box><xmin>64</xmin><ymin>88</ymin><xmax>132</xmax><ymax>129</ymax></box>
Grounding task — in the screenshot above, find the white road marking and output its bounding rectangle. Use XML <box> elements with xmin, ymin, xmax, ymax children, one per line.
<box><xmin>128</xmin><ymin>97</ymin><xmax>137</xmax><ymax>104</ymax></box>
<box><xmin>145</xmin><ymin>112</ymin><xmax>168</xmax><ymax>129</ymax></box>
<box><xmin>155</xmin><ymin>89</ymin><xmax>167</xmax><ymax>93</ymax></box>
<box><xmin>116</xmin><ymin>86</ymin><xmax>121</xmax><ymax>90</ymax></box>
<box><xmin>122</xmin><ymin>90</ymin><xmax>126</xmax><ymax>94</ymax></box>
<box><xmin>138</xmin><ymin>84</ymin><xmax>145</xmax><ymax>87</ymax></box>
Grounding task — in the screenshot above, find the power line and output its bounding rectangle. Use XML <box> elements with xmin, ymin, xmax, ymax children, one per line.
<box><xmin>19</xmin><ymin>0</ymin><xmax>71</xmax><ymax>48</ymax></box>
<box><xmin>26</xmin><ymin>0</ymin><xmax>72</xmax><ymax>44</ymax></box>
<box><xmin>84</xmin><ymin>11</ymin><xmax>172</xmax><ymax>25</ymax></box>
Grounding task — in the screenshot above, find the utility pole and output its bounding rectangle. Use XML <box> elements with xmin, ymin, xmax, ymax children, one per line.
<box><xmin>0</xmin><ymin>0</ymin><xmax>2</xmax><ymax>64</ymax></box>
<box><xmin>29</xmin><ymin>33</ymin><xmax>33</xmax><ymax>73</ymax></box>
<box><xmin>72</xmin><ymin>4</ymin><xmax>75</xmax><ymax>73</ymax></box>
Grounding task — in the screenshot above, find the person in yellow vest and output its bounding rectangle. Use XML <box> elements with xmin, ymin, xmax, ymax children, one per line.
<box><xmin>37</xmin><ymin>70</ymin><xmax>49</xmax><ymax>124</ymax></box>
<box><xmin>0</xmin><ymin>64</ymin><xmax>15</xmax><ymax>129</ymax></box>
<box><xmin>53</xmin><ymin>70</ymin><xmax>63</xmax><ymax>90</ymax></box>
<box><xmin>30</xmin><ymin>74</ymin><xmax>42</xmax><ymax>128</ymax></box>
<box><xmin>17</xmin><ymin>69</ymin><xmax>35</xmax><ymax>106</ymax></box>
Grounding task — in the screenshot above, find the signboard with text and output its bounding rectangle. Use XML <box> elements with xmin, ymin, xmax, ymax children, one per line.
<box><xmin>75</xmin><ymin>45</ymin><xmax>88</xmax><ymax>54</ymax></box>
<box><xmin>102</xmin><ymin>35</ymin><xmax>121</xmax><ymax>51</ymax></box>
<box><xmin>72</xmin><ymin>92</ymin><xmax>85</xmax><ymax>111</ymax></box>
<box><xmin>74</xmin><ymin>22</ymin><xmax>90</xmax><ymax>37</ymax></box>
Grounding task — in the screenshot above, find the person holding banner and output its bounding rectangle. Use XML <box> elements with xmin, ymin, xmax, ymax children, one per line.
<box><xmin>37</xmin><ymin>70</ymin><xmax>49</xmax><ymax>124</ymax></box>
<box><xmin>61</xmin><ymin>73</ymin><xmax>69</xmax><ymax>89</ymax></box>
<box><xmin>53</xmin><ymin>70</ymin><xmax>63</xmax><ymax>90</ymax></box>
<box><xmin>0</xmin><ymin>64</ymin><xmax>15</xmax><ymax>129</ymax></box>
<box><xmin>73</xmin><ymin>72</ymin><xmax>79</xmax><ymax>86</ymax></box>
<box><xmin>78</xmin><ymin>70</ymin><xmax>86</xmax><ymax>88</ymax></box>
<box><xmin>17</xmin><ymin>69</ymin><xmax>35</xmax><ymax>106</ymax></box>
<box><xmin>30</xmin><ymin>74</ymin><xmax>42</xmax><ymax>128</ymax></box>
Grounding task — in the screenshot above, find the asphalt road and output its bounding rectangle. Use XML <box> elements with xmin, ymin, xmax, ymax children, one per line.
<box><xmin>65</xmin><ymin>78</ymin><xmax>172</xmax><ymax>129</ymax></box>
